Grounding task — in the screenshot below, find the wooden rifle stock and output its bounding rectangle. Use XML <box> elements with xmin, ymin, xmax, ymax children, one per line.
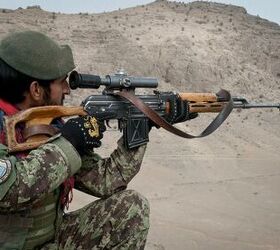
<box><xmin>5</xmin><ymin>106</ymin><xmax>86</xmax><ymax>152</ymax></box>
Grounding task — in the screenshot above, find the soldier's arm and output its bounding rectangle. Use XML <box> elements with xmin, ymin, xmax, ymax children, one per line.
<box><xmin>74</xmin><ymin>137</ymin><xmax>147</xmax><ymax>198</ymax></box>
<box><xmin>0</xmin><ymin>136</ymin><xmax>81</xmax><ymax>209</ymax></box>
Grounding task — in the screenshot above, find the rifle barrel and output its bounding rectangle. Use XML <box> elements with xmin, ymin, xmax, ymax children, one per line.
<box><xmin>189</xmin><ymin>101</ymin><xmax>280</xmax><ymax>113</ymax></box>
<box><xmin>233</xmin><ymin>103</ymin><xmax>280</xmax><ymax>109</ymax></box>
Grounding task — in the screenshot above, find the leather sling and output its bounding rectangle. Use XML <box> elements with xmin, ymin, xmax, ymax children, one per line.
<box><xmin>115</xmin><ymin>89</ymin><xmax>234</xmax><ymax>138</ymax></box>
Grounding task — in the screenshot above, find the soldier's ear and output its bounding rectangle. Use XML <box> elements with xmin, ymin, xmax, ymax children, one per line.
<box><xmin>29</xmin><ymin>81</ymin><xmax>44</xmax><ymax>102</ymax></box>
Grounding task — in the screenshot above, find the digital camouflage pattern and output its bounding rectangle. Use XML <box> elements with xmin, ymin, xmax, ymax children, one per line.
<box><xmin>0</xmin><ymin>134</ymin><xmax>149</xmax><ymax>249</ymax></box>
<box><xmin>75</xmin><ymin>139</ymin><xmax>147</xmax><ymax>197</ymax></box>
<box><xmin>42</xmin><ymin>190</ymin><xmax>149</xmax><ymax>250</ymax></box>
<box><xmin>0</xmin><ymin>137</ymin><xmax>81</xmax><ymax>208</ymax></box>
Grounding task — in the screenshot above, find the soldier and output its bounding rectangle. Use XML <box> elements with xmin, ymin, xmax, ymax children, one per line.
<box><xmin>0</xmin><ymin>31</ymin><xmax>193</xmax><ymax>249</ymax></box>
<box><xmin>0</xmin><ymin>30</ymin><xmax>150</xmax><ymax>250</ymax></box>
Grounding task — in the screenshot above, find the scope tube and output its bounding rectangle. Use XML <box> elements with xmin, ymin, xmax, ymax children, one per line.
<box><xmin>69</xmin><ymin>70</ymin><xmax>158</xmax><ymax>89</ymax></box>
<box><xmin>104</xmin><ymin>75</ymin><xmax>158</xmax><ymax>88</ymax></box>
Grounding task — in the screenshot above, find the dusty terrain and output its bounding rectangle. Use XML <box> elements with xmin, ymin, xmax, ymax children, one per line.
<box><xmin>0</xmin><ymin>1</ymin><xmax>280</xmax><ymax>249</ymax></box>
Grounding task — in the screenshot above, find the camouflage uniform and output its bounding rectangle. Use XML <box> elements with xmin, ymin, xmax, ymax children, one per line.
<box><xmin>0</xmin><ymin>30</ymin><xmax>149</xmax><ymax>249</ymax></box>
<box><xmin>0</xmin><ymin>113</ymin><xmax>149</xmax><ymax>249</ymax></box>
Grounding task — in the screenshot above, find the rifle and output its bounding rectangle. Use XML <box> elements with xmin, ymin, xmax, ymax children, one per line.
<box><xmin>4</xmin><ymin>70</ymin><xmax>280</xmax><ymax>153</ymax></box>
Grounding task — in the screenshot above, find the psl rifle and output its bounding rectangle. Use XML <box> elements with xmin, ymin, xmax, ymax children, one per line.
<box><xmin>4</xmin><ymin>70</ymin><xmax>280</xmax><ymax>152</ymax></box>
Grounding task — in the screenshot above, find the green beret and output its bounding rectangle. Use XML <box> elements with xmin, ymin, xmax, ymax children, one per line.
<box><xmin>0</xmin><ymin>31</ymin><xmax>75</xmax><ymax>80</ymax></box>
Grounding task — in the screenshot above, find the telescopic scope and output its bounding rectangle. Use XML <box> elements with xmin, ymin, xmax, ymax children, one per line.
<box><xmin>69</xmin><ymin>70</ymin><xmax>158</xmax><ymax>90</ymax></box>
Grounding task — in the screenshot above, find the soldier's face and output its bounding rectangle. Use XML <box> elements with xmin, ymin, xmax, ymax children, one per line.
<box><xmin>44</xmin><ymin>75</ymin><xmax>70</xmax><ymax>105</ymax></box>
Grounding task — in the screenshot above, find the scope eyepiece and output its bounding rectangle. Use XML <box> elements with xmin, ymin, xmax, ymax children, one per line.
<box><xmin>69</xmin><ymin>71</ymin><xmax>102</xmax><ymax>89</ymax></box>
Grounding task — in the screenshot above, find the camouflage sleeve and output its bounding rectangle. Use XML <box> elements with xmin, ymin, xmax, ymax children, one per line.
<box><xmin>74</xmin><ymin>137</ymin><xmax>147</xmax><ymax>198</ymax></box>
<box><xmin>0</xmin><ymin>136</ymin><xmax>81</xmax><ymax>210</ymax></box>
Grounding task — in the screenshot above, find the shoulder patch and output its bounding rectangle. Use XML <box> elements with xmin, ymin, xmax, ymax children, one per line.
<box><xmin>0</xmin><ymin>159</ymin><xmax>12</xmax><ymax>184</ymax></box>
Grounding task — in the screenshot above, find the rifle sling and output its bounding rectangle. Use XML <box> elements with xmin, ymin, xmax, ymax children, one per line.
<box><xmin>23</xmin><ymin>124</ymin><xmax>59</xmax><ymax>140</ymax></box>
<box><xmin>116</xmin><ymin>89</ymin><xmax>234</xmax><ymax>138</ymax></box>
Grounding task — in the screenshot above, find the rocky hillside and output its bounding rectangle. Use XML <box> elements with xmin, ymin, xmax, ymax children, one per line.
<box><xmin>0</xmin><ymin>0</ymin><xmax>279</xmax><ymax>142</ymax></box>
<box><xmin>0</xmin><ymin>0</ymin><xmax>279</xmax><ymax>102</ymax></box>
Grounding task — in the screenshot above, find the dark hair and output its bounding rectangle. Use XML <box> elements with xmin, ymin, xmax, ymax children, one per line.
<box><xmin>0</xmin><ymin>58</ymin><xmax>53</xmax><ymax>104</ymax></box>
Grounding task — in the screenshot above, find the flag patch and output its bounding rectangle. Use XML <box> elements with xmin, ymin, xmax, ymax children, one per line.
<box><xmin>0</xmin><ymin>159</ymin><xmax>12</xmax><ymax>184</ymax></box>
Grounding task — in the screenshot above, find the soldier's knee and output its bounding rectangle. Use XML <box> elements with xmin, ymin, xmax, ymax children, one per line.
<box><xmin>118</xmin><ymin>189</ymin><xmax>150</xmax><ymax>227</ymax></box>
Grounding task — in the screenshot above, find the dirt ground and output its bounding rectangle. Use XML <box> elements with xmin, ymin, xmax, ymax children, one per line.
<box><xmin>69</xmin><ymin>110</ymin><xmax>280</xmax><ymax>250</ymax></box>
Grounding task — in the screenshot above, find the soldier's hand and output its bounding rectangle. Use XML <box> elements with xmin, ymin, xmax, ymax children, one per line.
<box><xmin>165</xmin><ymin>95</ymin><xmax>198</xmax><ymax>124</ymax></box>
<box><xmin>61</xmin><ymin>116</ymin><xmax>106</xmax><ymax>155</ymax></box>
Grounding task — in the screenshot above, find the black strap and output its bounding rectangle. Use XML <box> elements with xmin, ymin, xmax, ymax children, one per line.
<box><xmin>116</xmin><ymin>89</ymin><xmax>233</xmax><ymax>138</ymax></box>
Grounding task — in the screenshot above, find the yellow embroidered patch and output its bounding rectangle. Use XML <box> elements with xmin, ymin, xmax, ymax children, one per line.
<box><xmin>84</xmin><ymin>117</ymin><xmax>99</xmax><ymax>138</ymax></box>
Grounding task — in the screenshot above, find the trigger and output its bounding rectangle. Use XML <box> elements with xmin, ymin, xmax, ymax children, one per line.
<box><xmin>106</xmin><ymin>120</ymin><xmax>111</xmax><ymax>128</ymax></box>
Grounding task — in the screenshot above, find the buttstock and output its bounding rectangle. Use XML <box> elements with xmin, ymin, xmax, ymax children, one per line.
<box><xmin>5</xmin><ymin>106</ymin><xmax>86</xmax><ymax>153</ymax></box>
